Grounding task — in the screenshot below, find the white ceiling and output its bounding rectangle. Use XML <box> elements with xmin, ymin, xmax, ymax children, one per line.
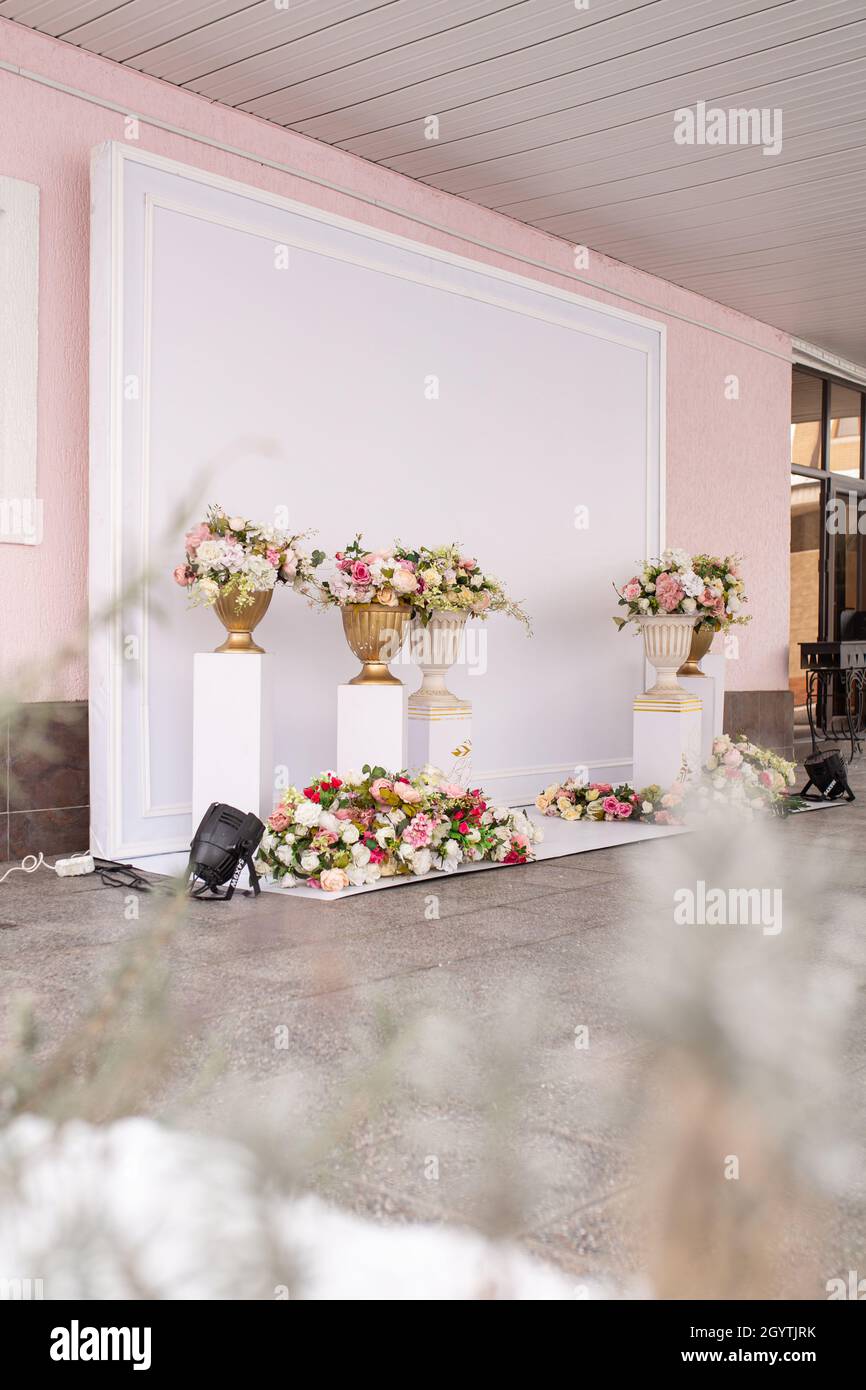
<box><xmin>4</xmin><ymin>0</ymin><xmax>865</xmax><ymax>363</ymax></box>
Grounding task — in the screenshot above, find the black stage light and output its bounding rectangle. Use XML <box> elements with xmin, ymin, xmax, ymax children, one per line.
<box><xmin>186</xmin><ymin>802</ymin><xmax>265</xmax><ymax>900</ymax></box>
<box><xmin>798</xmin><ymin>749</ymin><xmax>855</xmax><ymax>803</ymax></box>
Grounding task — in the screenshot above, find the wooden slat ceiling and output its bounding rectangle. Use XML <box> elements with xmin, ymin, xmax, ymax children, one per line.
<box><xmin>3</xmin><ymin>0</ymin><xmax>865</xmax><ymax>362</ymax></box>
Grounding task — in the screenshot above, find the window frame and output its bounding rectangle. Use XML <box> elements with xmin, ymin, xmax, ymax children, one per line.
<box><xmin>791</xmin><ymin>364</ymin><xmax>866</xmax><ymax>641</ymax></box>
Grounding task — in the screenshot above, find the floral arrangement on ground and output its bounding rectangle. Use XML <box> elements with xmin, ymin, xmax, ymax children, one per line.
<box><xmin>257</xmin><ymin>765</ymin><xmax>543</xmax><ymax>891</ymax></box>
<box><xmin>174</xmin><ymin>505</ymin><xmax>311</xmax><ymax>607</ymax></box>
<box><xmin>537</xmin><ymin>737</ymin><xmax>799</xmax><ymax>825</ymax></box>
<box><xmin>535</xmin><ymin>781</ymin><xmax>671</xmax><ymax>823</ymax></box>
<box><xmin>614</xmin><ymin>547</ymin><xmax>750</xmax><ymax>631</ymax></box>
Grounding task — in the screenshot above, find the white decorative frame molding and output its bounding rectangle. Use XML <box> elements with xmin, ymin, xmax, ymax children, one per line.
<box><xmin>0</xmin><ymin>175</ymin><xmax>40</xmax><ymax>546</ymax></box>
<box><xmin>90</xmin><ymin>141</ymin><xmax>666</xmax><ymax>861</ymax></box>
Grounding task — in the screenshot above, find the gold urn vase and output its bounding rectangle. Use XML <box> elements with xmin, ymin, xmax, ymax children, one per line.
<box><xmin>677</xmin><ymin>623</ymin><xmax>715</xmax><ymax>678</ymax></box>
<box><xmin>213</xmin><ymin>588</ymin><xmax>273</xmax><ymax>653</ymax></box>
<box><xmin>341</xmin><ymin>601</ymin><xmax>411</xmax><ymax>685</ymax></box>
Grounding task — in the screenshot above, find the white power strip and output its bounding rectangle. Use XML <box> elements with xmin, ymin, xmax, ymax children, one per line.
<box><xmin>55</xmin><ymin>854</ymin><xmax>95</xmax><ymax>877</ymax></box>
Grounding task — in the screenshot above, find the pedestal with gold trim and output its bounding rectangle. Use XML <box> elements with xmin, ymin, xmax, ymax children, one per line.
<box><xmin>632</xmin><ymin>694</ymin><xmax>703</xmax><ymax>791</ymax></box>
<box><xmin>408</xmin><ymin>701</ymin><xmax>472</xmax><ymax>774</ymax></box>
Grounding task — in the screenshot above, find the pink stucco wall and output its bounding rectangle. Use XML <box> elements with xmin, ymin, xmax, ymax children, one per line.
<box><xmin>0</xmin><ymin>19</ymin><xmax>791</xmax><ymax>700</ymax></box>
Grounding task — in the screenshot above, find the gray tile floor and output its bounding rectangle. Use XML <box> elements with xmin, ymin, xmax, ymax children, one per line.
<box><xmin>2</xmin><ymin>756</ymin><xmax>865</xmax><ymax>1293</ymax></box>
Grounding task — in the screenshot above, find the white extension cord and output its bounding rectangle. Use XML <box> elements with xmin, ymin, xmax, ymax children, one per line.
<box><xmin>0</xmin><ymin>851</ymin><xmax>94</xmax><ymax>884</ymax></box>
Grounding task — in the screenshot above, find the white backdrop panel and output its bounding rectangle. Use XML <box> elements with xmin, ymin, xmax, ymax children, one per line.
<box><xmin>90</xmin><ymin>145</ymin><xmax>663</xmax><ymax>859</ymax></box>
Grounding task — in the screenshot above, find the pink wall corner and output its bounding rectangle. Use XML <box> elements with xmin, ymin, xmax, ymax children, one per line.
<box><xmin>0</xmin><ymin>20</ymin><xmax>792</xmax><ymax>700</ymax></box>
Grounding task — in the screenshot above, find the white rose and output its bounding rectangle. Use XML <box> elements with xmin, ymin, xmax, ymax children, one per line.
<box><xmin>411</xmin><ymin>848</ymin><xmax>432</xmax><ymax>876</ymax></box>
<box><xmin>726</xmin><ymin>594</ymin><xmax>740</xmax><ymax>612</ymax></box>
<box><xmin>194</xmin><ymin>541</ymin><xmax>222</xmax><ymax>566</ymax></box>
<box><xmin>681</xmin><ymin>597</ymin><xmax>697</xmax><ymax>613</ymax></box>
<box><xmin>343</xmin><ymin>768</ymin><xmax>363</xmax><ymax>786</ymax></box>
<box><xmin>260</xmin><ymin>830</ymin><xmax>275</xmax><ymax>851</ymax></box>
<box><xmin>341</xmin><ymin>823</ymin><xmax>360</xmax><ymax>845</ymax></box>
<box><xmin>364</xmin><ymin>864</ymin><xmax>382</xmax><ymax>884</ymax></box>
<box><xmin>300</xmin><ymin>851</ymin><xmax>320</xmax><ymax>872</ymax></box>
<box><xmin>228</xmin><ymin>516</ymin><xmax>246</xmax><ymax>531</ymax></box>
<box><xmin>294</xmin><ymin>800</ymin><xmax>319</xmax><ymax>827</ymax></box>
<box><xmin>398</xmin><ymin>841</ymin><xmax>415</xmax><ymax>862</ymax></box>
<box><xmin>641</xmin><ymin>801</ymin><xmax>654</xmax><ymax>814</ymax></box>
<box><xmin>347</xmin><ymin>865</ymin><xmax>367</xmax><ymax>887</ymax></box>
<box><xmin>197</xmin><ymin>578</ymin><xmax>220</xmax><ymax>603</ymax></box>
<box><xmin>681</xmin><ymin>570</ymin><xmax>704</xmax><ymax>598</ymax></box>
<box><xmin>276</xmin><ymin>845</ymin><xmax>294</xmax><ymax>866</ymax></box>
<box><xmin>375</xmin><ymin>826</ymin><xmax>394</xmax><ymax>848</ymax></box>
<box><xmin>352</xmin><ymin>843</ymin><xmax>371</xmax><ymax>866</ymax></box>
<box><xmin>387</xmin><ymin>809</ymin><xmax>406</xmax><ymax>826</ymax></box>
<box><xmin>317</xmin><ymin>810</ymin><xmax>341</xmax><ymax>834</ymax></box>
<box><xmin>638</xmin><ymin>597</ymin><xmax>650</xmax><ymax>611</ymax></box>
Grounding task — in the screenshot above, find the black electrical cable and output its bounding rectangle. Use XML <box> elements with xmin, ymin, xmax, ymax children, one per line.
<box><xmin>92</xmin><ymin>857</ymin><xmax>163</xmax><ymax>892</ymax></box>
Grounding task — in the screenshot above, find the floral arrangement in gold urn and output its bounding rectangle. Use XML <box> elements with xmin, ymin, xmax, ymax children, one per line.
<box><xmin>307</xmin><ymin>535</ymin><xmax>530</xmax><ymax>687</ymax></box>
<box><xmin>174</xmin><ymin>504</ymin><xmax>312</xmax><ymax>653</ymax></box>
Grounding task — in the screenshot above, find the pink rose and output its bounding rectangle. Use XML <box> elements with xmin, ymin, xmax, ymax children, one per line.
<box><xmin>615</xmin><ymin>802</ymin><xmax>633</xmax><ymax>819</ymax></box>
<box><xmin>268</xmin><ymin>809</ymin><xmax>290</xmax><ymax>831</ymax></box>
<box><xmin>351</xmin><ymin>561</ymin><xmax>372</xmax><ymax>585</ymax></box>
<box><xmin>437</xmin><ymin>782</ymin><xmax>464</xmax><ymax>797</ymax></box>
<box><xmin>472</xmin><ymin>591</ymin><xmax>492</xmax><ymax>613</ymax></box>
<box><xmin>280</xmin><ymin>556</ymin><xmax>298</xmax><ymax>581</ymax></box>
<box><xmin>320</xmin><ymin>868</ymin><xmax>349</xmax><ymax>893</ymax></box>
<box><xmin>184</xmin><ymin>523</ymin><xmax>211</xmax><ymax>552</ymax></box>
<box><xmin>370</xmin><ymin>778</ymin><xmax>393</xmax><ymax>800</ymax></box>
<box><xmin>173</xmin><ymin>565</ymin><xmax>193</xmax><ymax>587</ymax></box>
<box><xmin>722</xmin><ymin>748</ymin><xmax>742</xmax><ymax>766</ymax></box>
<box><xmin>759</xmin><ymin>770</ymin><xmax>773</xmax><ymax>788</ymax></box>
<box><xmin>602</xmin><ymin>796</ymin><xmax>619</xmax><ymax>815</ymax></box>
<box><xmin>394</xmin><ymin>780</ymin><xmax>422</xmax><ymax>803</ymax></box>
<box><xmin>391</xmin><ymin>565</ymin><xmax>418</xmax><ymax>595</ymax></box>
<box><xmin>622</xmin><ymin>579</ymin><xmax>641</xmax><ymax>601</ymax></box>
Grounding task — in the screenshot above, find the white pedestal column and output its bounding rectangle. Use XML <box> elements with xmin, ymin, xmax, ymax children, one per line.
<box><xmin>337</xmin><ymin>684</ymin><xmax>406</xmax><ymax>776</ymax></box>
<box><xmin>632</xmin><ymin>696</ymin><xmax>703</xmax><ymax>790</ymax></box>
<box><xmin>192</xmin><ymin>653</ymin><xmax>274</xmax><ymax>835</ymax></box>
<box><xmin>680</xmin><ymin>652</ymin><xmax>726</xmax><ymax>765</ymax></box>
<box><xmin>408</xmin><ymin>704</ymin><xmax>472</xmax><ymax>773</ymax></box>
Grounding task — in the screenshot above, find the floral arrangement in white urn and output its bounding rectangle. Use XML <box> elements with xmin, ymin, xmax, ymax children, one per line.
<box><xmin>394</xmin><ymin>542</ymin><xmax>530</xmax><ymax>629</ymax></box>
<box><xmin>613</xmin><ymin>548</ymin><xmax>749</xmax><ymax>632</ymax></box>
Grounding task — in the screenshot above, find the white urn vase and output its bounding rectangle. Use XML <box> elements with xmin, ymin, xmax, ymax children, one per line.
<box><xmin>636</xmin><ymin>613</ymin><xmax>698</xmax><ymax>701</ymax></box>
<box><xmin>408</xmin><ymin>611</ymin><xmax>470</xmax><ymax>709</ymax></box>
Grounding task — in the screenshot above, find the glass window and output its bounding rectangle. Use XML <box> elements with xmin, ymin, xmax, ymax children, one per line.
<box><xmin>791</xmin><ymin>368</ymin><xmax>822</xmax><ymax>469</ymax></box>
<box><xmin>789</xmin><ymin>472</ymin><xmax>822</xmax><ymax>706</ymax></box>
<box><xmin>828</xmin><ymin>382</ymin><xmax>862</xmax><ymax>475</ymax></box>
